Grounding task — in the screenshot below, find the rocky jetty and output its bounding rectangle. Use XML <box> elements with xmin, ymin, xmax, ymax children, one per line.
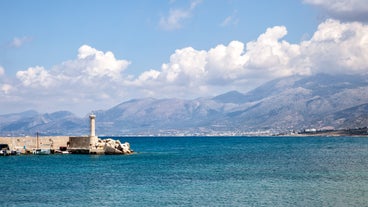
<box><xmin>90</xmin><ymin>138</ymin><xmax>133</xmax><ymax>155</ymax></box>
<box><xmin>0</xmin><ymin>114</ymin><xmax>135</xmax><ymax>155</ymax></box>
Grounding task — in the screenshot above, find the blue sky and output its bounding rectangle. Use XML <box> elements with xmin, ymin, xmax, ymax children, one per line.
<box><xmin>1</xmin><ymin>0</ymin><xmax>317</xmax><ymax>75</ymax></box>
<box><xmin>1</xmin><ymin>0</ymin><xmax>368</xmax><ymax>115</ymax></box>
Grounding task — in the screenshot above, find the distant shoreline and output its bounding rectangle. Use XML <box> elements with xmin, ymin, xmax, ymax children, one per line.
<box><xmin>292</xmin><ymin>127</ymin><xmax>368</xmax><ymax>137</ymax></box>
<box><xmin>1</xmin><ymin>129</ymin><xmax>367</xmax><ymax>148</ymax></box>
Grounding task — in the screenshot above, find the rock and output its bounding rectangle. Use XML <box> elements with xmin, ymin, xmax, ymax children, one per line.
<box><xmin>104</xmin><ymin>145</ymin><xmax>123</xmax><ymax>154</ymax></box>
<box><xmin>120</xmin><ymin>142</ymin><xmax>132</xmax><ymax>154</ymax></box>
<box><xmin>92</xmin><ymin>138</ymin><xmax>133</xmax><ymax>155</ymax></box>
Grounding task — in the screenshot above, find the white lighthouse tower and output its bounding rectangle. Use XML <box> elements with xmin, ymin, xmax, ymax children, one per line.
<box><xmin>89</xmin><ymin>113</ymin><xmax>98</xmax><ymax>147</ymax></box>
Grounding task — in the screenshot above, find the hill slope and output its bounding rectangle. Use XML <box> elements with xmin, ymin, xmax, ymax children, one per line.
<box><xmin>1</xmin><ymin>73</ymin><xmax>367</xmax><ymax>136</ymax></box>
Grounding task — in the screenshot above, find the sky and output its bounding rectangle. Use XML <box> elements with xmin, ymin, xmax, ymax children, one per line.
<box><xmin>1</xmin><ymin>0</ymin><xmax>368</xmax><ymax>116</ymax></box>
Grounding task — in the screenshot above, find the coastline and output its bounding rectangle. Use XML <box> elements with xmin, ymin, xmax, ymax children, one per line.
<box><xmin>2</xmin><ymin>128</ymin><xmax>367</xmax><ymax>153</ymax></box>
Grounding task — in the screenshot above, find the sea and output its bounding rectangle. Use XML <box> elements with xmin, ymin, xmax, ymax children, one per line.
<box><xmin>1</xmin><ymin>136</ymin><xmax>368</xmax><ymax>207</ymax></box>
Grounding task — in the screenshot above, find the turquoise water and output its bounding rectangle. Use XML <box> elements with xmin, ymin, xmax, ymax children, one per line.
<box><xmin>1</xmin><ymin>136</ymin><xmax>368</xmax><ymax>206</ymax></box>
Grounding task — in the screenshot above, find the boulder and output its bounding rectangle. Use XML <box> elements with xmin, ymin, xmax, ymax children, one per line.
<box><xmin>92</xmin><ymin>138</ymin><xmax>133</xmax><ymax>155</ymax></box>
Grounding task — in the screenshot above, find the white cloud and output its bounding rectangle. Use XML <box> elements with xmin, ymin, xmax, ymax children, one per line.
<box><xmin>304</xmin><ymin>0</ymin><xmax>368</xmax><ymax>21</ymax></box>
<box><xmin>74</xmin><ymin>45</ymin><xmax>130</xmax><ymax>80</ymax></box>
<box><xmin>190</xmin><ymin>0</ymin><xmax>202</xmax><ymax>9</ymax></box>
<box><xmin>206</xmin><ymin>41</ymin><xmax>247</xmax><ymax>82</ymax></box>
<box><xmin>246</xmin><ymin>26</ymin><xmax>308</xmax><ymax>78</ymax></box>
<box><xmin>245</xmin><ymin>26</ymin><xmax>295</xmax><ymax>69</ymax></box>
<box><xmin>304</xmin><ymin>0</ymin><xmax>368</xmax><ymax>13</ymax></box>
<box><xmin>133</xmin><ymin>19</ymin><xmax>368</xmax><ymax>98</ymax></box>
<box><xmin>137</xmin><ymin>69</ymin><xmax>160</xmax><ymax>82</ymax></box>
<box><xmin>161</xmin><ymin>47</ymin><xmax>207</xmax><ymax>83</ymax></box>
<box><xmin>28</xmin><ymin>44</ymin><xmax>131</xmax><ymax>88</ymax></box>
<box><xmin>0</xmin><ymin>66</ymin><xmax>4</xmax><ymax>76</ymax></box>
<box><xmin>158</xmin><ymin>26</ymin><xmax>302</xmax><ymax>85</ymax></box>
<box><xmin>220</xmin><ymin>10</ymin><xmax>239</xmax><ymax>27</ymax></box>
<box><xmin>130</xmin><ymin>47</ymin><xmax>208</xmax><ymax>98</ymax></box>
<box><xmin>16</xmin><ymin>66</ymin><xmax>54</xmax><ymax>88</ymax></box>
<box><xmin>159</xmin><ymin>0</ymin><xmax>202</xmax><ymax>30</ymax></box>
<box><xmin>1</xmin><ymin>84</ymin><xmax>12</xmax><ymax>94</ymax></box>
<box><xmin>130</xmin><ymin>27</ymin><xmax>304</xmax><ymax>98</ymax></box>
<box><xmin>301</xmin><ymin>19</ymin><xmax>368</xmax><ymax>74</ymax></box>
<box><xmin>2</xmin><ymin>19</ymin><xmax>368</xmax><ymax>115</ymax></box>
<box><xmin>10</xmin><ymin>36</ymin><xmax>32</xmax><ymax>48</ymax></box>
<box><xmin>221</xmin><ymin>16</ymin><xmax>234</xmax><ymax>27</ymax></box>
<box><xmin>9</xmin><ymin>45</ymin><xmax>131</xmax><ymax>114</ymax></box>
<box><xmin>159</xmin><ymin>9</ymin><xmax>191</xmax><ymax>30</ymax></box>
<box><xmin>15</xmin><ymin>44</ymin><xmax>130</xmax><ymax>89</ymax></box>
<box><xmin>0</xmin><ymin>66</ymin><xmax>12</xmax><ymax>95</ymax></box>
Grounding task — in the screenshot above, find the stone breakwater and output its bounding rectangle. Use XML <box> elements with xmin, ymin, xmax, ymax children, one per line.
<box><xmin>0</xmin><ymin>114</ymin><xmax>133</xmax><ymax>155</ymax></box>
<box><xmin>0</xmin><ymin>136</ymin><xmax>69</xmax><ymax>153</ymax></box>
<box><xmin>0</xmin><ymin>136</ymin><xmax>133</xmax><ymax>155</ymax></box>
<box><xmin>91</xmin><ymin>138</ymin><xmax>133</xmax><ymax>155</ymax></box>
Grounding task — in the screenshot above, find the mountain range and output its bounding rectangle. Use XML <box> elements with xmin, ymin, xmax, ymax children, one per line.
<box><xmin>1</xmin><ymin>73</ymin><xmax>367</xmax><ymax>136</ymax></box>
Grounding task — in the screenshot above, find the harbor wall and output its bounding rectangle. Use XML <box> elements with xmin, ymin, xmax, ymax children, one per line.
<box><xmin>69</xmin><ymin>136</ymin><xmax>90</xmax><ymax>149</ymax></box>
<box><xmin>0</xmin><ymin>136</ymin><xmax>70</xmax><ymax>151</ymax></box>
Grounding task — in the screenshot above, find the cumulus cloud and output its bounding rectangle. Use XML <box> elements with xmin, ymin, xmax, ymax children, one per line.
<box><xmin>304</xmin><ymin>0</ymin><xmax>368</xmax><ymax>22</ymax></box>
<box><xmin>301</xmin><ymin>19</ymin><xmax>368</xmax><ymax>74</ymax></box>
<box><xmin>206</xmin><ymin>41</ymin><xmax>247</xmax><ymax>83</ymax></box>
<box><xmin>130</xmin><ymin>26</ymin><xmax>304</xmax><ymax>98</ymax></box>
<box><xmin>15</xmin><ymin>45</ymin><xmax>130</xmax><ymax>89</ymax></box>
<box><xmin>9</xmin><ymin>45</ymin><xmax>131</xmax><ymax>114</ymax></box>
<box><xmin>161</xmin><ymin>47</ymin><xmax>207</xmax><ymax>83</ymax></box>
<box><xmin>165</xmin><ymin>26</ymin><xmax>302</xmax><ymax>83</ymax></box>
<box><xmin>74</xmin><ymin>45</ymin><xmax>130</xmax><ymax>80</ymax></box>
<box><xmin>167</xmin><ymin>19</ymin><xmax>366</xmax><ymax>81</ymax></box>
<box><xmin>137</xmin><ymin>69</ymin><xmax>160</xmax><ymax>82</ymax></box>
<box><xmin>2</xmin><ymin>18</ymin><xmax>368</xmax><ymax>115</ymax></box>
<box><xmin>159</xmin><ymin>0</ymin><xmax>202</xmax><ymax>30</ymax></box>
<box><xmin>135</xmin><ymin>19</ymin><xmax>368</xmax><ymax>98</ymax></box>
<box><xmin>16</xmin><ymin>66</ymin><xmax>54</xmax><ymax>88</ymax></box>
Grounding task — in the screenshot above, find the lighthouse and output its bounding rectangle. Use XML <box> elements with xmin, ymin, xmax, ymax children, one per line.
<box><xmin>89</xmin><ymin>113</ymin><xmax>98</xmax><ymax>147</ymax></box>
<box><xmin>68</xmin><ymin>113</ymin><xmax>133</xmax><ymax>154</ymax></box>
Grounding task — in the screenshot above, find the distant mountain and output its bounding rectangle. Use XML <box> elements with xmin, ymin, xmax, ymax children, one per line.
<box><xmin>1</xmin><ymin>73</ymin><xmax>367</xmax><ymax>136</ymax></box>
<box><xmin>94</xmin><ymin>98</ymin><xmax>225</xmax><ymax>135</ymax></box>
<box><xmin>0</xmin><ymin>111</ymin><xmax>86</xmax><ymax>136</ymax></box>
<box><xmin>222</xmin><ymin>74</ymin><xmax>368</xmax><ymax>132</ymax></box>
<box><xmin>321</xmin><ymin>103</ymin><xmax>368</xmax><ymax>129</ymax></box>
<box><xmin>212</xmin><ymin>91</ymin><xmax>248</xmax><ymax>103</ymax></box>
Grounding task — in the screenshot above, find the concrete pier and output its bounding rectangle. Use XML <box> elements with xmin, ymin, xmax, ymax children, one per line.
<box><xmin>0</xmin><ymin>113</ymin><xmax>133</xmax><ymax>155</ymax></box>
<box><xmin>0</xmin><ymin>136</ymin><xmax>70</xmax><ymax>154</ymax></box>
